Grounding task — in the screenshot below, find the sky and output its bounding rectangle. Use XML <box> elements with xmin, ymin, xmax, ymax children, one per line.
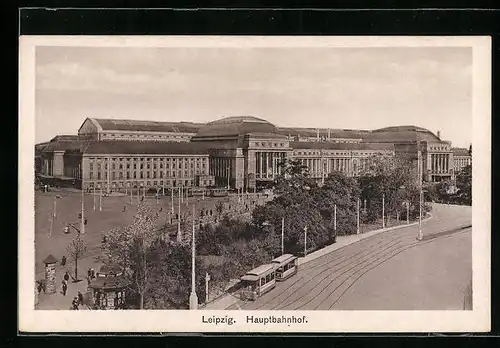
<box><xmin>35</xmin><ymin>46</ymin><xmax>472</xmax><ymax>148</ymax></box>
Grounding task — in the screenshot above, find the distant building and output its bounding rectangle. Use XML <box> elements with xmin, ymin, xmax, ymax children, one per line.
<box><xmin>36</xmin><ymin>116</ymin><xmax>469</xmax><ymax>191</ymax></box>
<box><xmin>452</xmin><ymin>147</ymin><xmax>472</xmax><ymax>173</ymax></box>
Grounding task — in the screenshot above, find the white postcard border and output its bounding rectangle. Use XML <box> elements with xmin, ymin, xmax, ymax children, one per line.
<box><xmin>19</xmin><ymin>35</ymin><xmax>491</xmax><ymax>333</ymax></box>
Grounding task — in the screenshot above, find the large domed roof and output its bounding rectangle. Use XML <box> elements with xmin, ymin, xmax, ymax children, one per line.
<box><xmin>193</xmin><ymin>116</ymin><xmax>278</xmax><ymax>138</ymax></box>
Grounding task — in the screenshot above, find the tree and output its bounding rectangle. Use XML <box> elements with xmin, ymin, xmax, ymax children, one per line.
<box><xmin>455</xmin><ymin>164</ymin><xmax>472</xmax><ymax>205</ymax></box>
<box><xmin>215</xmin><ymin>201</ymin><xmax>224</xmax><ymax>219</ymax></box>
<box><xmin>359</xmin><ymin>154</ymin><xmax>420</xmax><ymax>222</ymax></box>
<box><xmin>99</xmin><ymin>203</ymin><xmax>160</xmax><ymax>309</ymax></box>
<box><xmin>66</xmin><ymin>235</ymin><xmax>88</xmax><ymax>281</ymax></box>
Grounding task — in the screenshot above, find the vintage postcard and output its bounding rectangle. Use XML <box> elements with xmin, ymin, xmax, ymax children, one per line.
<box><xmin>19</xmin><ymin>36</ymin><xmax>491</xmax><ymax>333</ymax></box>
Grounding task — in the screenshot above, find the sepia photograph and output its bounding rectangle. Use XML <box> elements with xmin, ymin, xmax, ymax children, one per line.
<box><xmin>19</xmin><ymin>36</ymin><xmax>490</xmax><ymax>332</ymax></box>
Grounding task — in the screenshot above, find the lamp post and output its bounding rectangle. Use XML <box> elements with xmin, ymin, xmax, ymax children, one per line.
<box><xmin>93</xmin><ymin>185</ymin><xmax>96</xmax><ymax>210</ymax></box>
<box><xmin>189</xmin><ymin>204</ymin><xmax>198</xmax><ymax>310</ymax></box>
<box><xmin>227</xmin><ymin>167</ymin><xmax>230</xmax><ymax>190</ymax></box>
<box><xmin>99</xmin><ymin>185</ymin><xmax>102</xmax><ymax>212</ymax></box>
<box><xmin>156</xmin><ymin>188</ymin><xmax>160</xmax><ymax>205</ymax></box>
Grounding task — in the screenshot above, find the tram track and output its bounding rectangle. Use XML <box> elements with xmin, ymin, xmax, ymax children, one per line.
<box><xmin>240</xmin><ymin>222</ymin><xmax>470</xmax><ymax>310</ymax></box>
<box><xmin>274</xmin><ymin>236</ymin><xmax>415</xmax><ymax>309</ymax></box>
<box><xmin>323</xmin><ymin>229</ymin><xmax>470</xmax><ymax>310</ymax></box>
<box><xmin>245</xmin><ymin>227</ymin><xmax>418</xmax><ymax>310</ymax></box>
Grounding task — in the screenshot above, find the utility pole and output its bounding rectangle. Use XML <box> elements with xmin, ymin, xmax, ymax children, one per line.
<box><xmin>406</xmin><ymin>201</ymin><xmax>410</xmax><ymax>225</ymax></box>
<box><xmin>281</xmin><ymin>217</ymin><xmax>285</xmax><ymax>255</ymax></box>
<box><xmin>356</xmin><ymin>198</ymin><xmax>360</xmax><ymax>235</ymax></box>
<box><xmin>334</xmin><ymin>204</ymin><xmax>337</xmax><ymax>235</ymax></box>
<box><xmin>418</xmin><ymin>141</ymin><xmax>423</xmax><ymax>241</ymax></box>
<box><xmin>177</xmin><ymin>187</ymin><xmax>182</xmax><ymax>242</ymax></box>
<box><xmin>304</xmin><ymin>226</ymin><xmax>308</xmax><ymax>257</ymax></box>
<box><xmin>205</xmin><ymin>272</ymin><xmax>210</xmax><ymax>303</ymax></box>
<box><xmin>53</xmin><ymin>198</ymin><xmax>57</xmax><ymax>219</ymax></box>
<box><xmin>382</xmin><ymin>193</ymin><xmax>385</xmax><ymax>229</ymax></box>
<box><xmin>189</xmin><ymin>204</ymin><xmax>198</xmax><ymax>310</ymax></box>
<box><xmin>156</xmin><ymin>188</ymin><xmax>159</xmax><ymax>204</ymax></box>
<box><xmin>80</xmin><ymin>188</ymin><xmax>85</xmax><ymax>234</ymax></box>
<box><xmin>107</xmin><ymin>157</ymin><xmax>111</xmax><ymax>194</ymax></box>
<box><xmin>171</xmin><ymin>187</ymin><xmax>175</xmax><ymax>214</ymax></box>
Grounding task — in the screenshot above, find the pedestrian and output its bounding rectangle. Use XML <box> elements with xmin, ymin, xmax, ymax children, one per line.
<box><xmin>123</xmin><ymin>205</ymin><xmax>126</xmax><ymax>212</ymax></box>
<box><xmin>64</xmin><ymin>271</ymin><xmax>70</xmax><ymax>283</ymax></box>
<box><xmin>78</xmin><ymin>291</ymin><xmax>84</xmax><ymax>306</ymax></box>
<box><xmin>91</xmin><ymin>268</ymin><xmax>95</xmax><ymax>279</ymax></box>
<box><xmin>61</xmin><ymin>256</ymin><xmax>67</xmax><ymax>266</ymax></box>
<box><xmin>37</xmin><ymin>281</ymin><xmax>43</xmax><ymax>294</ymax></box>
<box><xmin>86</xmin><ymin>275</ymin><xmax>91</xmax><ymax>287</ymax></box>
<box><xmin>87</xmin><ymin>268</ymin><xmax>92</xmax><ymax>279</ymax></box>
<box><xmin>72</xmin><ymin>297</ymin><xmax>79</xmax><ymax>310</ymax></box>
<box><xmin>62</xmin><ymin>281</ymin><xmax>68</xmax><ymax>296</ymax></box>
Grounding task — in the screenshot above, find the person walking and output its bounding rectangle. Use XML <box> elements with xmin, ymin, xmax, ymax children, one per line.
<box><xmin>61</xmin><ymin>256</ymin><xmax>67</xmax><ymax>267</ymax></box>
<box><xmin>72</xmin><ymin>297</ymin><xmax>79</xmax><ymax>310</ymax></box>
<box><xmin>64</xmin><ymin>271</ymin><xmax>70</xmax><ymax>283</ymax></box>
<box><xmin>62</xmin><ymin>280</ymin><xmax>68</xmax><ymax>296</ymax></box>
<box><xmin>91</xmin><ymin>268</ymin><xmax>96</xmax><ymax>279</ymax></box>
<box><xmin>87</xmin><ymin>268</ymin><xmax>92</xmax><ymax>280</ymax></box>
<box><xmin>77</xmin><ymin>291</ymin><xmax>84</xmax><ymax>306</ymax></box>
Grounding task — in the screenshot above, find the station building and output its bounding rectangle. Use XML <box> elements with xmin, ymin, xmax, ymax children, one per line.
<box><xmin>36</xmin><ymin>116</ymin><xmax>471</xmax><ymax>192</ymax></box>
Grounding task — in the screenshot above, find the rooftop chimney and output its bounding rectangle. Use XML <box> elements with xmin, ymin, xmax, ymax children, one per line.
<box><xmin>437</xmin><ymin>130</ymin><xmax>441</xmax><ymax>139</ymax></box>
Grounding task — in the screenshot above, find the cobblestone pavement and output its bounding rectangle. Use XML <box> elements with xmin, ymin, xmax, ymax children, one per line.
<box><xmin>226</xmin><ymin>204</ymin><xmax>471</xmax><ymax>310</ymax></box>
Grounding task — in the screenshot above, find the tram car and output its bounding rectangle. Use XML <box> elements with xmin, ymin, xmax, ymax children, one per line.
<box><xmin>209</xmin><ymin>187</ymin><xmax>229</xmax><ymax>197</ymax></box>
<box><xmin>271</xmin><ymin>254</ymin><xmax>298</xmax><ymax>281</ymax></box>
<box><xmin>190</xmin><ymin>187</ymin><xmax>206</xmax><ymax>197</ymax></box>
<box><xmin>239</xmin><ymin>264</ymin><xmax>276</xmax><ymax>301</ymax></box>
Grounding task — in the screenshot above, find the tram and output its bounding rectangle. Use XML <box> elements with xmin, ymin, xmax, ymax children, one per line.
<box><xmin>191</xmin><ymin>187</ymin><xmax>206</xmax><ymax>197</ymax></box>
<box><xmin>271</xmin><ymin>254</ymin><xmax>298</xmax><ymax>281</ymax></box>
<box><xmin>239</xmin><ymin>264</ymin><xmax>276</xmax><ymax>301</ymax></box>
<box><xmin>209</xmin><ymin>187</ymin><xmax>229</xmax><ymax>197</ymax></box>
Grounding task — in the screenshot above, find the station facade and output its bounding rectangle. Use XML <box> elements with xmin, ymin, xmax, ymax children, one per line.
<box><xmin>36</xmin><ymin>116</ymin><xmax>471</xmax><ymax>192</ymax></box>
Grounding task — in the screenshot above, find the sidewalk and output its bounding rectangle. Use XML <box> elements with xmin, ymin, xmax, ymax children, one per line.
<box><xmin>201</xmin><ymin>214</ymin><xmax>432</xmax><ymax>310</ymax></box>
<box><xmin>36</xmin><ymin>256</ymin><xmax>102</xmax><ymax>310</ymax></box>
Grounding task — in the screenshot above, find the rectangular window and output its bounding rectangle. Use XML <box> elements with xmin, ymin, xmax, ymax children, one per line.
<box><xmin>140</xmin><ymin>172</ymin><xmax>143</xmax><ymax>179</ymax></box>
<box><xmin>97</xmin><ymin>172</ymin><xmax>101</xmax><ymax>180</ymax></box>
<box><xmin>133</xmin><ymin>172</ymin><xmax>136</xmax><ymax>179</ymax></box>
<box><xmin>111</xmin><ymin>172</ymin><xmax>115</xmax><ymax>180</ymax></box>
<box><xmin>89</xmin><ymin>173</ymin><xmax>93</xmax><ymax>179</ymax></box>
<box><xmin>147</xmin><ymin>172</ymin><xmax>150</xmax><ymax>179</ymax></box>
<box><xmin>126</xmin><ymin>172</ymin><xmax>130</xmax><ymax>179</ymax></box>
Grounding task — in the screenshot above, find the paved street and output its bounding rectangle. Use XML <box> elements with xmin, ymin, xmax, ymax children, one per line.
<box><xmin>227</xmin><ymin>203</ymin><xmax>472</xmax><ymax>310</ymax></box>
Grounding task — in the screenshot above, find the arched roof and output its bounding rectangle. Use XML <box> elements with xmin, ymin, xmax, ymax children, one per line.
<box><xmin>365</xmin><ymin>125</ymin><xmax>441</xmax><ymax>143</ymax></box>
<box><xmin>193</xmin><ymin>116</ymin><xmax>278</xmax><ymax>138</ymax></box>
